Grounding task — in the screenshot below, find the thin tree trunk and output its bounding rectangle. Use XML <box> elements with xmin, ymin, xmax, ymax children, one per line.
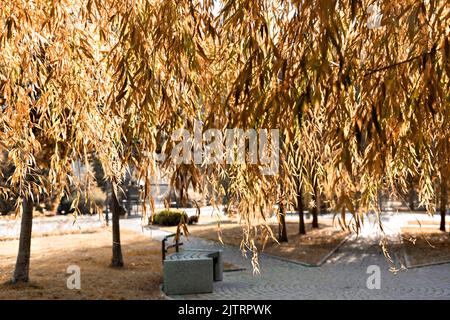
<box><xmin>111</xmin><ymin>184</ymin><xmax>124</xmax><ymax>267</ymax></box>
<box><xmin>277</xmin><ymin>134</ymin><xmax>288</xmax><ymax>242</ymax></box>
<box><xmin>278</xmin><ymin>201</ymin><xmax>288</xmax><ymax>242</ymax></box>
<box><xmin>179</xmin><ymin>187</ymin><xmax>184</xmax><ymax>208</ymax></box>
<box><xmin>406</xmin><ymin>174</ymin><xmax>415</xmax><ymax>211</ymax></box>
<box><xmin>12</xmin><ymin>197</ymin><xmax>34</xmax><ymax>283</ymax></box>
<box><xmin>408</xmin><ymin>190</ymin><xmax>415</xmax><ymax>211</ymax></box>
<box><xmin>296</xmin><ymin>101</ymin><xmax>305</xmax><ymax>235</ymax></box>
<box><xmin>297</xmin><ymin>183</ymin><xmax>306</xmax><ymax>235</ymax></box>
<box><xmin>440</xmin><ymin>178</ymin><xmax>447</xmax><ymax>232</ymax></box>
<box><xmin>311</xmin><ymin>181</ymin><xmax>319</xmax><ymax>228</ymax></box>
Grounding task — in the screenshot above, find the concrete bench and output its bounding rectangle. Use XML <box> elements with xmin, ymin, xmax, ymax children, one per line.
<box><xmin>163</xmin><ymin>249</ymin><xmax>223</xmax><ymax>295</ymax></box>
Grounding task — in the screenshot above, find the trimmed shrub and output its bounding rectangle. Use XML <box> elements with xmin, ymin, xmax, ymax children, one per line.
<box><xmin>153</xmin><ymin>209</ymin><xmax>188</xmax><ymax>226</ymax></box>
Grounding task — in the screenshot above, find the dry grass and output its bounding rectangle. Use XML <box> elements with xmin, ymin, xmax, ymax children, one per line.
<box><xmin>407</xmin><ymin>220</ymin><xmax>450</xmax><ymax>227</ymax></box>
<box><xmin>0</xmin><ymin>230</ymin><xmax>165</xmax><ymax>300</ymax></box>
<box><xmin>0</xmin><ymin>213</ymin><xmax>108</xmax><ymax>241</ymax></box>
<box><xmin>0</xmin><ymin>228</ymin><xmax>102</xmax><ymax>242</ymax></box>
<box><xmin>162</xmin><ymin>218</ymin><xmax>349</xmax><ymax>265</ymax></box>
<box><xmin>401</xmin><ymin>227</ymin><xmax>450</xmax><ymax>267</ymax></box>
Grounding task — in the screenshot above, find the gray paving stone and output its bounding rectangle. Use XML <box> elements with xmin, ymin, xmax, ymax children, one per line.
<box><xmin>168</xmin><ymin>228</ymin><xmax>450</xmax><ymax>300</ymax></box>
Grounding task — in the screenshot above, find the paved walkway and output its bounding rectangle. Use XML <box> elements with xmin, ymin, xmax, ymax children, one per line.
<box><xmin>160</xmin><ymin>213</ymin><xmax>450</xmax><ymax>300</ymax></box>
<box><xmin>165</xmin><ymin>238</ymin><xmax>450</xmax><ymax>300</ymax></box>
<box><xmin>2</xmin><ymin>211</ymin><xmax>449</xmax><ymax>299</ymax></box>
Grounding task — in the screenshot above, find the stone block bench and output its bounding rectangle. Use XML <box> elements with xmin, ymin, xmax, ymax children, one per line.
<box><xmin>162</xmin><ymin>234</ymin><xmax>223</xmax><ymax>295</ymax></box>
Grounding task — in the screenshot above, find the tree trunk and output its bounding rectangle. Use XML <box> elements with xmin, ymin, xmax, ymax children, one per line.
<box><xmin>278</xmin><ymin>201</ymin><xmax>288</xmax><ymax>242</ymax></box>
<box><xmin>408</xmin><ymin>175</ymin><xmax>415</xmax><ymax>211</ymax></box>
<box><xmin>440</xmin><ymin>178</ymin><xmax>447</xmax><ymax>232</ymax></box>
<box><xmin>296</xmin><ymin>102</ymin><xmax>305</xmax><ymax>235</ymax></box>
<box><xmin>408</xmin><ymin>190</ymin><xmax>415</xmax><ymax>211</ymax></box>
<box><xmin>111</xmin><ymin>184</ymin><xmax>124</xmax><ymax>267</ymax></box>
<box><xmin>311</xmin><ymin>182</ymin><xmax>319</xmax><ymax>228</ymax></box>
<box><xmin>12</xmin><ymin>197</ymin><xmax>34</xmax><ymax>283</ymax></box>
<box><xmin>179</xmin><ymin>187</ymin><xmax>184</xmax><ymax>208</ymax></box>
<box><xmin>297</xmin><ymin>184</ymin><xmax>306</xmax><ymax>235</ymax></box>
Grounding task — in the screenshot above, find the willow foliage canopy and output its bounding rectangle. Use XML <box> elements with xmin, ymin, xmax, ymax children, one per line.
<box><xmin>1</xmin><ymin>0</ymin><xmax>449</xmax><ymax>269</ymax></box>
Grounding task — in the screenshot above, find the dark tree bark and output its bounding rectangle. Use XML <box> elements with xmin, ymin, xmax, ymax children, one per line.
<box><xmin>440</xmin><ymin>178</ymin><xmax>447</xmax><ymax>232</ymax></box>
<box><xmin>277</xmin><ymin>134</ymin><xmax>288</xmax><ymax>242</ymax></box>
<box><xmin>296</xmin><ymin>100</ymin><xmax>305</xmax><ymax>235</ymax></box>
<box><xmin>110</xmin><ymin>184</ymin><xmax>124</xmax><ymax>267</ymax></box>
<box><xmin>408</xmin><ymin>190</ymin><xmax>415</xmax><ymax>211</ymax></box>
<box><xmin>179</xmin><ymin>187</ymin><xmax>184</xmax><ymax>208</ymax></box>
<box><xmin>12</xmin><ymin>197</ymin><xmax>34</xmax><ymax>283</ymax></box>
<box><xmin>311</xmin><ymin>181</ymin><xmax>319</xmax><ymax>228</ymax></box>
<box><xmin>297</xmin><ymin>183</ymin><xmax>306</xmax><ymax>235</ymax></box>
<box><xmin>407</xmin><ymin>175</ymin><xmax>415</xmax><ymax>211</ymax></box>
<box><xmin>278</xmin><ymin>201</ymin><xmax>288</xmax><ymax>242</ymax></box>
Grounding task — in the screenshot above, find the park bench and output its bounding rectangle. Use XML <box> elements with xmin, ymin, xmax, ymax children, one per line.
<box><xmin>162</xmin><ymin>233</ymin><xmax>223</xmax><ymax>295</ymax></box>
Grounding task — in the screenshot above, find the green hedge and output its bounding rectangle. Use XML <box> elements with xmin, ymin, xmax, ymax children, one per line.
<box><xmin>153</xmin><ymin>209</ymin><xmax>188</xmax><ymax>226</ymax></box>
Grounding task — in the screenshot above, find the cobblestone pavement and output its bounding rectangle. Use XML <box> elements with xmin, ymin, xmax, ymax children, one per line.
<box><xmin>167</xmin><ymin>234</ymin><xmax>450</xmax><ymax>300</ymax></box>
<box><xmin>164</xmin><ymin>214</ymin><xmax>450</xmax><ymax>300</ymax></box>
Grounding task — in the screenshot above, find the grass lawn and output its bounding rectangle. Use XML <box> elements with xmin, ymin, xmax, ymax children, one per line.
<box><xmin>161</xmin><ymin>217</ymin><xmax>349</xmax><ymax>266</ymax></box>
<box><xmin>401</xmin><ymin>226</ymin><xmax>450</xmax><ymax>267</ymax></box>
<box><xmin>0</xmin><ymin>230</ymin><xmax>165</xmax><ymax>299</ymax></box>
